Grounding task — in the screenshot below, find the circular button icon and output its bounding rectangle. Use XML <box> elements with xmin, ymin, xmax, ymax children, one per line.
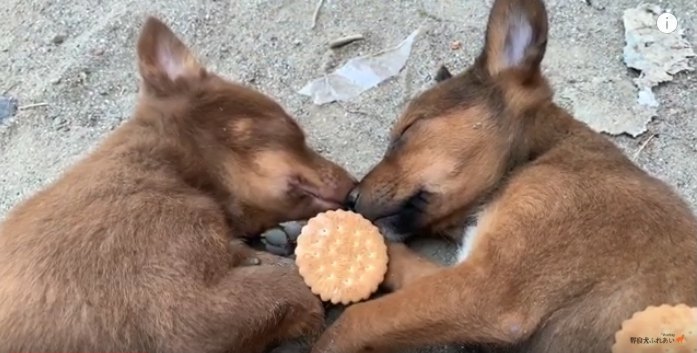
<box><xmin>656</xmin><ymin>12</ymin><xmax>678</xmax><ymax>34</ymax></box>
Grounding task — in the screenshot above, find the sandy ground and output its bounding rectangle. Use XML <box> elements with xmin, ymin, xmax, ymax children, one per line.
<box><xmin>1</xmin><ymin>0</ymin><xmax>696</xmax><ymax>352</ymax></box>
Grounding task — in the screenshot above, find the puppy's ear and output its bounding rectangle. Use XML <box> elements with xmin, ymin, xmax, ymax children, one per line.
<box><xmin>478</xmin><ymin>0</ymin><xmax>548</xmax><ymax>78</ymax></box>
<box><xmin>434</xmin><ymin>65</ymin><xmax>453</xmax><ymax>83</ymax></box>
<box><xmin>136</xmin><ymin>17</ymin><xmax>205</xmax><ymax>95</ymax></box>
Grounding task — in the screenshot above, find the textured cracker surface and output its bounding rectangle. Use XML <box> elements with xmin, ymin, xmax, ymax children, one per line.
<box><xmin>295</xmin><ymin>210</ymin><xmax>388</xmax><ymax>305</ymax></box>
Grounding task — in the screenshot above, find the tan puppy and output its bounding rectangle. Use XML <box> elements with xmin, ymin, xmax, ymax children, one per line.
<box><xmin>310</xmin><ymin>0</ymin><xmax>697</xmax><ymax>352</ymax></box>
<box><xmin>0</xmin><ymin>17</ymin><xmax>355</xmax><ymax>353</ymax></box>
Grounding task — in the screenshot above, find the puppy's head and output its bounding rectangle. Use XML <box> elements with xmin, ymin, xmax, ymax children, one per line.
<box><xmin>135</xmin><ymin>17</ymin><xmax>356</xmax><ymax>234</ymax></box>
<box><xmin>348</xmin><ymin>0</ymin><xmax>553</xmax><ymax>239</ymax></box>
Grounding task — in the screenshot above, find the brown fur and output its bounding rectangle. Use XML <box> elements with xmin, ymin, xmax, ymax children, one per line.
<box><xmin>311</xmin><ymin>1</ymin><xmax>697</xmax><ymax>352</ymax></box>
<box><xmin>0</xmin><ymin>17</ymin><xmax>356</xmax><ymax>353</ymax></box>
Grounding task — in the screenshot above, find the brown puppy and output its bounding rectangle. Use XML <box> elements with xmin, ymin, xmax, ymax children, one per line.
<box><xmin>311</xmin><ymin>0</ymin><xmax>697</xmax><ymax>352</ymax></box>
<box><xmin>0</xmin><ymin>17</ymin><xmax>356</xmax><ymax>353</ymax></box>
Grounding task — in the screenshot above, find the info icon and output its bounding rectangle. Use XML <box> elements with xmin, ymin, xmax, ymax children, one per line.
<box><xmin>656</xmin><ymin>12</ymin><xmax>678</xmax><ymax>34</ymax></box>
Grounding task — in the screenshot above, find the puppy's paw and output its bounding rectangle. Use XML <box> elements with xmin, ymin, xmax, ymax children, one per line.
<box><xmin>261</xmin><ymin>221</ymin><xmax>307</xmax><ymax>257</ymax></box>
<box><xmin>261</xmin><ymin>228</ymin><xmax>294</xmax><ymax>257</ymax></box>
<box><xmin>229</xmin><ymin>240</ymin><xmax>262</xmax><ymax>267</ymax></box>
<box><xmin>238</xmin><ymin>256</ymin><xmax>261</xmax><ymax>266</ymax></box>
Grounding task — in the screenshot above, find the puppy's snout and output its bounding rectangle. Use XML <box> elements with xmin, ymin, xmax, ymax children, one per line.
<box><xmin>345</xmin><ymin>187</ymin><xmax>360</xmax><ymax>210</ymax></box>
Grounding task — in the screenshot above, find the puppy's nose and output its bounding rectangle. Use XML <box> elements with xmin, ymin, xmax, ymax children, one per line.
<box><xmin>344</xmin><ymin>187</ymin><xmax>360</xmax><ymax>210</ymax></box>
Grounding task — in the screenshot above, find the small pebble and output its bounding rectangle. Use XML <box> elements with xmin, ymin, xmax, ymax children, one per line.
<box><xmin>52</xmin><ymin>34</ymin><xmax>67</xmax><ymax>45</ymax></box>
<box><xmin>0</xmin><ymin>96</ymin><xmax>18</xmax><ymax>123</ymax></box>
<box><xmin>73</xmin><ymin>70</ymin><xmax>89</xmax><ymax>85</ymax></box>
<box><xmin>52</xmin><ymin>117</ymin><xmax>70</xmax><ymax>131</ymax></box>
<box><xmin>450</xmin><ymin>41</ymin><xmax>462</xmax><ymax>50</ymax></box>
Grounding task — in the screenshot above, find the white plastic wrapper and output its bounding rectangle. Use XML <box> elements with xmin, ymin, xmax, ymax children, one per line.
<box><xmin>299</xmin><ymin>28</ymin><xmax>420</xmax><ymax>105</ymax></box>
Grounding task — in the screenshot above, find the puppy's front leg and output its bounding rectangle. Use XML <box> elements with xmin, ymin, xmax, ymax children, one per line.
<box><xmin>310</xmin><ymin>263</ymin><xmax>540</xmax><ymax>353</ymax></box>
<box><xmin>382</xmin><ymin>242</ymin><xmax>443</xmax><ymax>291</ymax></box>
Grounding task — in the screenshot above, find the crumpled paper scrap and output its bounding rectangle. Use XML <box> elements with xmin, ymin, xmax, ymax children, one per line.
<box><xmin>299</xmin><ymin>28</ymin><xmax>420</xmax><ymax>105</ymax></box>
<box><xmin>622</xmin><ymin>4</ymin><xmax>695</xmax><ymax>108</ymax></box>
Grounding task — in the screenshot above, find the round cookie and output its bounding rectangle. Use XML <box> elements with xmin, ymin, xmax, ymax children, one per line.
<box><xmin>612</xmin><ymin>304</ymin><xmax>697</xmax><ymax>353</ymax></box>
<box><xmin>294</xmin><ymin>209</ymin><xmax>388</xmax><ymax>305</ymax></box>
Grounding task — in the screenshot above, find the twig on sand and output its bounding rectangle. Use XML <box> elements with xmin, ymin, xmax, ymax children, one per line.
<box><xmin>329</xmin><ymin>34</ymin><xmax>364</xmax><ymax>49</ymax></box>
<box><xmin>633</xmin><ymin>134</ymin><xmax>657</xmax><ymax>161</ymax></box>
<box><xmin>311</xmin><ymin>0</ymin><xmax>325</xmax><ymax>29</ymax></box>
<box><xmin>19</xmin><ymin>102</ymin><xmax>49</xmax><ymax>110</ymax></box>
